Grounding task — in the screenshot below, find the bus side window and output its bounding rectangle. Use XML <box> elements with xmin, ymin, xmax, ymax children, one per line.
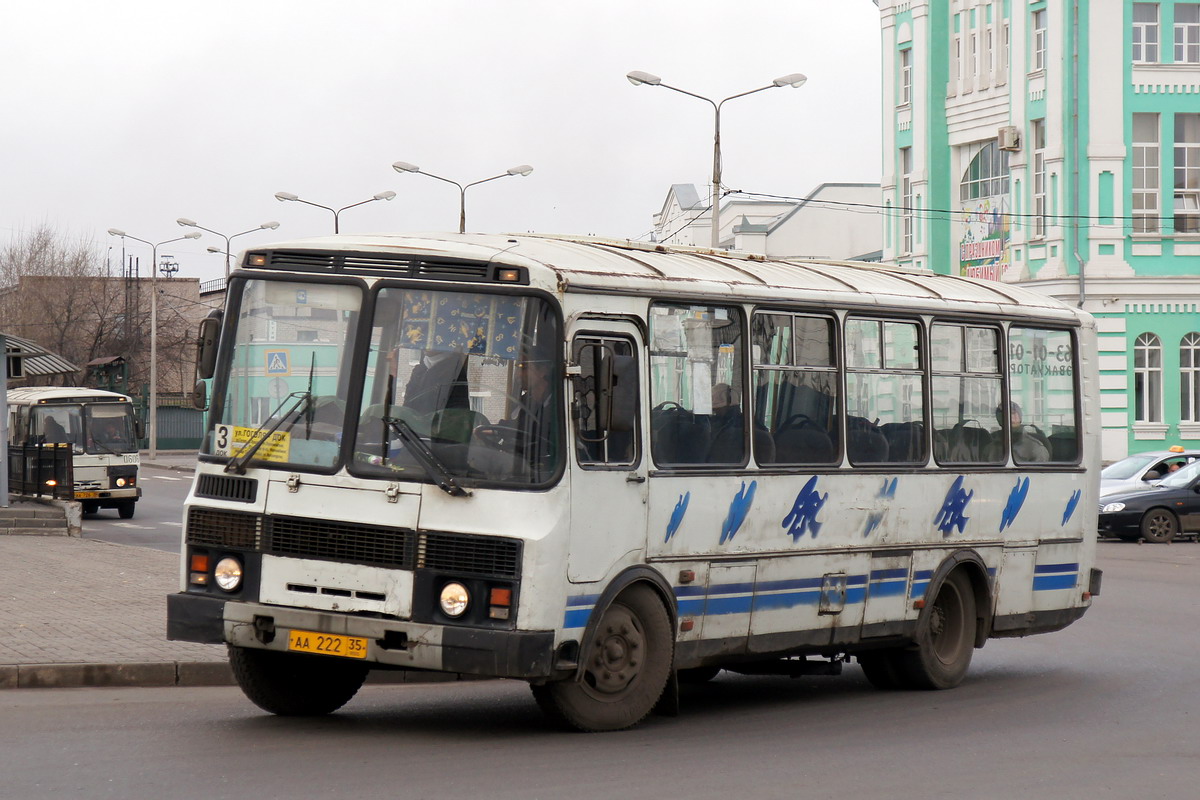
<box><xmin>648</xmin><ymin>303</ymin><xmax>745</xmax><ymax>467</ymax></box>
<box><xmin>845</xmin><ymin>318</ymin><xmax>927</xmax><ymax>465</ymax></box>
<box><xmin>572</xmin><ymin>337</ymin><xmax>638</xmax><ymax>467</ymax></box>
<box><xmin>1008</xmin><ymin>327</ymin><xmax>1078</xmax><ymax>463</ymax></box>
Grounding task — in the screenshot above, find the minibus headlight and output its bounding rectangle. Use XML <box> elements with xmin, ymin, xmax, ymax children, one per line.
<box><xmin>115</xmin><ymin>477</ymin><xmax>127</xmax><ymax>487</ymax></box>
<box><xmin>1101</xmin><ymin>502</ymin><xmax>1125</xmax><ymax>513</ymax></box>
<box><xmin>214</xmin><ymin>557</ymin><xmax>243</xmax><ymax>592</ymax></box>
<box><xmin>439</xmin><ymin>582</ymin><xmax>470</xmax><ymax>617</ymax></box>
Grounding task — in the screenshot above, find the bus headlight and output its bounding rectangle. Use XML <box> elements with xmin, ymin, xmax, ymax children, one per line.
<box><xmin>214</xmin><ymin>557</ymin><xmax>243</xmax><ymax>592</ymax></box>
<box><xmin>439</xmin><ymin>582</ymin><xmax>470</xmax><ymax>617</ymax></box>
<box><xmin>1101</xmin><ymin>502</ymin><xmax>1125</xmax><ymax>513</ymax></box>
<box><xmin>115</xmin><ymin>477</ymin><xmax>127</xmax><ymax>487</ymax></box>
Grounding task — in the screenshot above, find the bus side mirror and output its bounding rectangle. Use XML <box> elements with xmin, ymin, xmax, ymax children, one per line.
<box><xmin>604</xmin><ymin>354</ymin><xmax>638</xmax><ymax>434</ymax></box>
<box><xmin>192</xmin><ymin>381</ymin><xmax>208</xmax><ymax>412</ymax></box>
<box><xmin>196</xmin><ymin>311</ymin><xmax>222</xmax><ymax>381</ymax></box>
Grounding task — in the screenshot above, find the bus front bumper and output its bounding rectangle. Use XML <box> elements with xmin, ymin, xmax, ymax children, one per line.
<box><xmin>167</xmin><ymin>593</ymin><xmax>556</xmax><ymax>680</ymax></box>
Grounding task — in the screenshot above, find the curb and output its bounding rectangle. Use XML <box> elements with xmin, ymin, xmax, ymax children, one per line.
<box><xmin>0</xmin><ymin>662</ymin><xmax>476</xmax><ymax>690</ymax></box>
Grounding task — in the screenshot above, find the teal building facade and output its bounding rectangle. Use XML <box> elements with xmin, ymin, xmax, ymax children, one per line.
<box><xmin>879</xmin><ymin>0</ymin><xmax>1200</xmax><ymax>460</ymax></box>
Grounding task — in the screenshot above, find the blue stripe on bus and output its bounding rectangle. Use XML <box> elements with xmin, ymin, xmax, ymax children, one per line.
<box><xmin>754</xmin><ymin>577</ymin><xmax>825</xmax><ymax>592</ymax></box>
<box><xmin>751</xmin><ymin>589</ymin><xmax>822</xmax><ymax>612</ymax></box>
<box><xmin>566</xmin><ymin>594</ymin><xmax>600</xmax><ymax>607</ymax></box>
<box><xmin>1033</xmin><ymin>574</ymin><xmax>1078</xmax><ymax>591</ymax></box>
<box><xmin>867</xmin><ymin>580</ymin><xmax>908</xmax><ymax>598</ymax></box>
<box><xmin>870</xmin><ymin>568</ymin><xmax>909</xmax><ymax>580</ymax></box>
<box><xmin>563</xmin><ymin>608</ymin><xmax>592</xmax><ymax>629</ymax></box>
<box><xmin>1034</xmin><ymin>562</ymin><xmax>1079</xmax><ymax>574</ymax></box>
<box><xmin>705</xmin><ymin>594</ymin><xmax>757</xmax><ymax>615</ymax></box>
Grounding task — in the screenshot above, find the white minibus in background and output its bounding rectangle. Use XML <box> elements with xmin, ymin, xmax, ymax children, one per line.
<box><xmin>6</xmin><ymin>386</ymin><xmax>142</xmax><ymax>517</ymax></box>
<box><xmin>168</xmin><ymin>233</ymin><xmax>1100</xmax><ymax>731</ymax></box>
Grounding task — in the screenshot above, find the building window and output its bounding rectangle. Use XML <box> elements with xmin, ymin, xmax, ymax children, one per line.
<box><xmin>960</xmin><ymin>141</ymin><xmax>1011</xmax><ymax>201</ymax></box>
<box><xmin>1032</xmin><ymin>8</ymin><xmax>1048</xmax><ymax>71</ymax></box>
<box><xmin>970</xmin><ymin>33</ymin><xmax>979</xmax><ymax>80</ymax></box>
<box><xmin>1133</xmin><ymin>113</ymin><xmax>1161</xmax><ymax>234</ymax></box>
<box><xmin>901</xmin><ymin>147</ymin><xmax>914</xmax><ymax>254</ymax></box>
<box><xmin>1175</xmin><ymin>113</ymin><xmax>1200</xmax><ymax>233</ymax></box>
<box><xmin>1032</xmin><ymin>120</ymin><xmax>1047</xmax><ymax>237</ymax></box>
<box><xmin>1135</xmin><ymin>332</ymin><xmax>1163</xmax><ymax>423</ymax></box>
<box><xmin>900</xmin><ymin>48</ymin><xmax>912</xmax><ymax>106</ymax></box>
<box><xmin>1134</xmin><ymin>3</ymin><xmax>1161</xmax><ymax>63</ymax></box>
<box><xmin>1176</xmin><ymin>4</ymin><xmax>1200</xmax><ymax>63</ymax></box>
<box><xmin>1181</xmin><ymin>333</ymin><xmax>1200</xmax><ymax>422</ymax></box>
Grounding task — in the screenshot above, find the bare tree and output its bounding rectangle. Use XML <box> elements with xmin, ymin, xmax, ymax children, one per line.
<box><xmin>0</xmin><ymin>225</ymin><xmax>156</xmax><ymax>389</ymax></box>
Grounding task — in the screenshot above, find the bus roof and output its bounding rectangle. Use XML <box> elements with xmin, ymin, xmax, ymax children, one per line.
<box><xmin>241</xmin><ymin>233</ymin><xmax>1087</xmax><ymax>324</ymax></box>
<box><xmin>6</xmin><ymin>386</ymin><xmax>133</xmax><ymax>405</ymax></box>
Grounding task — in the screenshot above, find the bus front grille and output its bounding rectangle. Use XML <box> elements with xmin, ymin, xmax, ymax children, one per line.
<box><xmin>195</xmin><ymin>474</ymin><xmax>258</xmax><ymax>503</ymax></box>
<box><xmin>187</xmin><ymin>508</ymin><xmax>263</xmax><ymax>549</ymax></box>
<box><xmin>186</xmin><ymin>509</ymin><xmax>522</xmax><ymax>578</ymax></box>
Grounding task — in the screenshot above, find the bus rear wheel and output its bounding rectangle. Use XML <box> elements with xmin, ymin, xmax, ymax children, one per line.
<box><xmin>228</xmin><ymin>645</ymin><xmax>368</xmax><ymax>716</ymax></box>
<box><xmin>896</xmin><ymin>570</ymin><xmax>977</xmax><ymax>690</ymax></box>
<box><xmin>531</xmin><ymin>584</ymin><xmax>673</xmax><ymax>732</ymax></box>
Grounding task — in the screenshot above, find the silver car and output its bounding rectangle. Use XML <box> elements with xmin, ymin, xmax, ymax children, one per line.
<box><xmin>1099</xmin><ymin>449</ymin><xmax>1200</xmax><ymax>497</ymax></box>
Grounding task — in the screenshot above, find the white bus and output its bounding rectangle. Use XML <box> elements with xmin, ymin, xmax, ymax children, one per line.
<box><xmin>6</xmin><ymin>386</ymin><xmax>142</xmax><ymax>518</ymax></box>
<box><xmin>168</xmin><ymin>234</ymin><xmax>1100</xmax><ymax>731</ymax></box>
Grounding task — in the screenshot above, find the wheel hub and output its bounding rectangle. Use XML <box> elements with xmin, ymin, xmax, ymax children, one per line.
<box><xmin>586</xmin><ymin>605</ymin><xmax>643</xmax><ymax>695</ymax></box>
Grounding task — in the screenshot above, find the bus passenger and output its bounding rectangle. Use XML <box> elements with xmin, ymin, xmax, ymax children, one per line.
<box><xmin>996</xmin><ymin>402</ymin><xmax>1049</xmax><ymax>462</ymax></box>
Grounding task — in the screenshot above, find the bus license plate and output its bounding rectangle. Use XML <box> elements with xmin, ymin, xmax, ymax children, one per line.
<box><xmin>75</xmin><ymin>491</ymin><xmax>98</xmax><ymax>498</ymax></box>
<box><xmin>287</xmin><ymin>629</ymin><xmax>368</xmax><ymax>659</ymax></box>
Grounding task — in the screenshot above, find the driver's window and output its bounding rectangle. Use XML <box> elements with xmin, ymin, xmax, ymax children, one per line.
<box><xmin>572</xmin><ymin>335</ymin><xmax>639</xmax><ymax>468</ymax></box>
<box><xmin>752</xmin><ymin>311</ymin><xmax>840</xmax><ymax>465</ymax></box>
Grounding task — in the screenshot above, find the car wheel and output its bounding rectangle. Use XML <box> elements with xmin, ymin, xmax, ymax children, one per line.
<box><xmin>1140</xmin><ymin>509</ymin><xmax>1178</xmax><ymax>544</ymax></box>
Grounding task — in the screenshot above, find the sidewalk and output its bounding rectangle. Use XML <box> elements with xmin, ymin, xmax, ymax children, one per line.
<box><xmin>0</xmin><ymin>450</ymin><xmax>464</xmax><ymax>690</ymax></box>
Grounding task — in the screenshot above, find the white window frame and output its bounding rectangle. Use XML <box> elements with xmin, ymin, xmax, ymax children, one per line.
<box><xmin>1181</xmin><ymin>332</ymin><xmax>1200</xmax><ymax>422</ymax></box>
<box><xmin>1134</xmin><ymin>3</ymin><xmax>1161</xmax><ymax>64</ymax></box>
<box><xmin>901</xmin><ymin>147</ymin><xmax>914</xmax><ymax>255</ymax></box>
<box><xmin>900</xmin><ymin>48</ymin><xmax>912</xmax><ymax>106</ymax></box>
<box><xmin>1032</xmin><ymin>9</ymin><xmax>1047</xmax><ymax>72</ymax></box>
<box><xmin>1175</xmin><ymin>3</ymin><xmax>1200</xmax><ymax>64</ymax></box>
<box><xmin>1133</xmin><ymin>113</ymin><xmax>1161</xmax><ymax>234</ymax></box>
<box><xmin>1175</xmin><ymin>113</ymin><xmax>1200</xmax><ymax>233</ymax></box>
<box><xmin>1032</xmin><ymin>120</ymin><xmax>1047</xmax><ymax>238</ymax></box>
<box><xmin>1135</xmin><ymin>332</ymin><xmax>1163</xmax><ymax>424</ymax></box>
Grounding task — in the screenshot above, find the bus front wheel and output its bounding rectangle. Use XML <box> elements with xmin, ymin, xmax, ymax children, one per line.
<box><xmin>897</xmin><ymin>570</ymin><xmax>977</xmax><ymax>690</ymax></box>
<box><xmin>117</xmin><ymin>500</ymin><xmax>136</xmax><ymax>519</ymax></box>
<box><xmin>531</xmin><ymin>584</ymin><xmax>673</xmax><ymax>732</ymax></box>
<box><xmin>228</xmin><ymin>645</ymin><xmax>368</xmax><ymax>716</ymax></box>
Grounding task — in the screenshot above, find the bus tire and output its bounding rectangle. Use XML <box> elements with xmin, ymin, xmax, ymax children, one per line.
<box><xmin>228</xmin><ymin>645</ymin><xmax>368</xmax><ymax>716</ymax></box>
<box><xmin>117</xmin><ymin>500</ymin><xmax>136</xmax><ymax>519</ymax></box>
<box><xmin>897</xmin><ymin>570</ymin><xmax>976</xmax><ymax>690</ymax></box>
<box><xmin>530</xmin><ymin>584</ymin><xmax>673</xmax><ymax>732</ymax></box>
<box><xmin>1140</xmin><ymin>509</ymin><xmax>1177</xmax><ymax>544</ymax></box>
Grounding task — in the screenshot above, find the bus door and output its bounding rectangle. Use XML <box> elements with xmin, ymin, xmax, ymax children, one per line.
<box><xmin>566</xmin><ymin>322</ymin><xmax>647</xmax><ymax>583</ymax></box>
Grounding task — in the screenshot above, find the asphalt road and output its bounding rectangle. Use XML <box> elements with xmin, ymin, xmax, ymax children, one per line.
<box><xmin>81</xmin><ymin>465</ymin><xmax>190</xmax><ymax>552</ymax></box>
<box><xmin>2</xmin><ymin>541</ymin><xmax>1197</xmax><ymax>799</ymax></box>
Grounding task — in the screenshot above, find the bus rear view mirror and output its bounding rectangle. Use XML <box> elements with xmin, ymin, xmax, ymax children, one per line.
<box><xmin>196</xmin><ymin>312</ymin><xmax>222</xmax><ymax>380</ymax></box>
<box><xmin>604</xmin><ymin>354</ymin><xmax>637</xmax><ymax>434</ymax></box>
<box><xmin>192</xmin><ymin>381</ymin><xmax>208</xmax><ymax>412</ymax></box>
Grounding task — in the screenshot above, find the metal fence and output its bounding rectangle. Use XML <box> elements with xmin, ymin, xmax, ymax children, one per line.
<box><xmin>7</xmin><ymin>443</ymin><xmax>74</xmax><ymax>500</ymax></box>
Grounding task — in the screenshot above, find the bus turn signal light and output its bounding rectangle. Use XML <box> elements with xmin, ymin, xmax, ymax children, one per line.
<box><xmin>488</xmin><ymin>587</ymin><xmax>512</xmax><ymax>620</ymax></box>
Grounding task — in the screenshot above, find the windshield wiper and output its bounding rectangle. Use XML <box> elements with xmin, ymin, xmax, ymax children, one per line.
<box><xmin>382</xmin><ymin>415</ymin><xmax>470</xmax><ymax>497</ymax></box>
<box><xmin>224</xmin><ymin>390</ymin><xmax>312</xmax><ymax>474</ymax></box>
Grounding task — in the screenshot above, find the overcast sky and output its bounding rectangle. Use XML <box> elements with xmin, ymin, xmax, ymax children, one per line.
<box><xmin>1</xmin><ymin>1</ymin><xmax>882</xmax><ymax>284</ymax></box>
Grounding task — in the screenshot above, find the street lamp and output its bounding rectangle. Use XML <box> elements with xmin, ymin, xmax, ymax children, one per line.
<box><xmin>626</xmin><ymin>70</ymin><xmax>807</xmax><ymax>249</ymax></box>
<box><xmin>391</xmin><ymin>162</ymin><xmax>533</xmax><ymax>233</ymax></box>
<box><xmin>105</xmin><ymin>228</ymin><xmax>202</xmax><ymax>460</ymax></box>
<box><xmin>175</xmin><ymin>219</ymin><xmax>280</xmax><ymax>281</ymax></box>
<box><xmin>273</xmin><ymin>191</ymin><xmax>396</xmax><ymax>234</ymax></box>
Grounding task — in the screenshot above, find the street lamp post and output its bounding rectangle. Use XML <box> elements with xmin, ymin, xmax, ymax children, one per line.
<box><xmin>105</xmin><ymin>228</ymin><xmax>202</xmax><ymax>460</ymax></box>
<box><xmin>391</xmin><ymin>162</ymin><xmax>533</xmax><ymax>233</ymax></box>
<box><xmin>175</xmin><ymin>219</ymin><xmax>280</xmax><ymax>280</ymax></box>
<box><xmin>273</xmin><ymin>191</ymin><xmax>396</xmax><ymax>234</ymax></box>
<box><xmin>626</xmin><ymin>70</ymin><xmax>807</xmax><ymax>249</ymax></box>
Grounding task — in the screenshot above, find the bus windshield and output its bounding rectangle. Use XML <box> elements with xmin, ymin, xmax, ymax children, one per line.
<box><xmin>85</xmin><ymin>404</ymin><xmax>138</xmax><ymax>454</ymax></box>
<box><xmin>32</xmin><ymin>405</ymin><xmax>86</xmax><ymax>450</ymax></box>
<box><xmin>352</xmin><ymin>287</ymin><xmax>561</xmax><ymax>488</ymax></box>
<box><xmin>205</xmin><ymin>278</ymin><xmax>363</xmax><ymax>470</ymax></box>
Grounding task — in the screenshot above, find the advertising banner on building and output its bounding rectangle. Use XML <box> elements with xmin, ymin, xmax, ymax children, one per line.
<box><xmin>958</xmin><ymin>195</ymin><xmax>1011</xmax><ymax>281</ymax></box>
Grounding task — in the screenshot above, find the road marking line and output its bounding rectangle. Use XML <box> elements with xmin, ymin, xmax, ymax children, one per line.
<box><xmin>145</xmin><ymin>475</ymin><xmax>184</xmax><ymax>481</ymax></box>
<box><xmin>112</xmin><ymin>523</ymin><xmax>154</xmax><ymax>529</ymax></box>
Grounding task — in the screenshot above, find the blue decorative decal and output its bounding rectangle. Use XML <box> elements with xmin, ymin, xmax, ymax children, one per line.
<box><xmin>665</xmin><ymin>492</ymin><xmax>690</xmax><ymax>542</ymax></box>
<box><xmin>1062</xmin><ymin>490</ymin><xmax>1081</xmax><ymax>526</ymax></box>
<box><xmin>719</xmin><ymin>481</ymin><xmax>757</xmax><ymax>544</ymax></box>
<box><xmin>934</xmin><ymin>476</ymin><xmax>973</xmax><ymax>536</ymax></box>
<box><xmin>1000</xmin><ymin>477</ymin><xmax>1030</xmax><ymax>532</ymax></box>
<box><xmin>863</xmin><ymin>477</ymin><xmax>898</xmax><ymax>537</ymax></box>
<box><xmin>782</xmin><ymin>476</ymin><xmax>829</xmax><ymax>542</ymax></box>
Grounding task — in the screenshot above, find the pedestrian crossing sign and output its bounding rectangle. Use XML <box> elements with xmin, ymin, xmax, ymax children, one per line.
<box><xmin>265</xmin><ymin>350</ymin><xmax>290</xmax><ymax>375</ymax></box>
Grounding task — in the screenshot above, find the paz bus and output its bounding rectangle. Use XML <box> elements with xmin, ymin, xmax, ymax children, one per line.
<box><xmin>5</xmin><ymin>386</ymin><xmax>142</xmax><ymax>517</ymax></box>
<box><xmin>167</xmin><ymin>233</ymin><xmax>1100</xmax><ymax>731</ymax></box>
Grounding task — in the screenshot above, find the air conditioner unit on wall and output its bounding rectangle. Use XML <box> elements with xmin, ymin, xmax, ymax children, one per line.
<box><xmin>998</xmin><ymin>125</ymin><xmax>1021</xmax><ymax>151</ymax></box>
